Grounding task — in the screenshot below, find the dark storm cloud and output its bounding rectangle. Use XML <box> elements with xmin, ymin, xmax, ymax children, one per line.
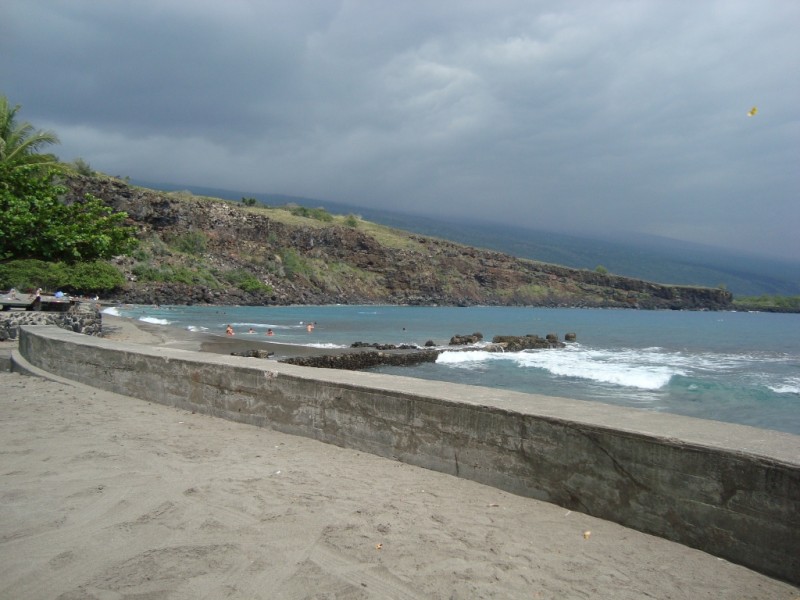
<box><xmin>4</xmin><ymin>0</ymin><xmax>799</xmax><ymax>259</ymax></box>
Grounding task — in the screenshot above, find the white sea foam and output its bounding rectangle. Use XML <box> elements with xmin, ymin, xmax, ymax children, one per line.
<box><xmin>275</xmin><ymin>342</ymin><xmax>348</xmax><ymax>349</ymax></box>
<box><xmin>139</xmin><ymin>316</ymin><xmax>171</xmax><ymax>325</ymax></box>
<box><xmin>768</xmin><ymin>378</ymin><xmax>800</xmax><ymax>395</ymax></box>
<box><xmin>186</xmin><ymin>325</ymin><xmax>209</xmax><ymax>332</ymax></box>
<box><xmin>437</xmin><ymin>351</ymin><xmax>493</xmax><ymax>365</ymax></box>
<box><xmin>306</xmin><ymin>343</ymin><xmax>349</xmax><ymax>349</ymax></box>
<box><xmin>102</xmin><ymin>306</ymin><xmax>121</xmax><ymax>316</ymax></box>
<box><xmin>437</xmin><ymin>345</ymin><xmax>684</xmax><ymax>390</ymax></box>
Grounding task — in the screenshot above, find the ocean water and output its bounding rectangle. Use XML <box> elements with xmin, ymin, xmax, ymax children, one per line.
<box><xmin>107</xmin><ymin>304</ymin><xmax>800</xmax><ymax>435</ymax></box>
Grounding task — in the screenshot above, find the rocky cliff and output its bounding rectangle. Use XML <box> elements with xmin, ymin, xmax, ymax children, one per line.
<box><xmin>64</xmin><ymin>175</ymin><xmax>733</xmax><ymax>310</ymax></box>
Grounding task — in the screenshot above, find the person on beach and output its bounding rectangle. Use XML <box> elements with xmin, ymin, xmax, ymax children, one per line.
<box><xmin>266</xmin><ymin>329</ymin><xmax>274</xmax><ymax>336</ymax></box>
<box><xmin>226</xmin><ymin>324</ymin><xmax>235</xmax><ymax>336</ymax></box>
<box><xmin>247</xmin><ymin>328</ymin><xmax>255</xmax><ymax>334</ymax></box>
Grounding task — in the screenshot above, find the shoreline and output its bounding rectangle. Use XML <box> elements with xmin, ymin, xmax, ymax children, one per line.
<box><xmin>102</xmin><ymin>313</ymin><xmax>327</xmax><ymax>359</ymax></box>
<box><xmin>102</xmin><ymin>312</ymin><xmax>421</xmax><ymax>363</ymax></box>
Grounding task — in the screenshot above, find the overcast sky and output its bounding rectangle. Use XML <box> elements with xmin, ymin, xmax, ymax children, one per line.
<box><xmin>3</xmin><ymin>1</ymin><xmax>799</xmax><ymax>260</ymax></box>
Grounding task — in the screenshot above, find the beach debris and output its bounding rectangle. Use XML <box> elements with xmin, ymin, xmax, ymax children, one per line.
<box><xmin>583</xmin><ymin>530</ymin><xmax>592</xmax><ymax>540</ymax></box>
<box><xmin>487</xmin><ymin>503</ymin><xmax>499</xmax><ymax>507</ymax></box>
<box><xmin>375</xmin><ymin>543</ymin><xmax>383</xmax><ymax>551</ymax></box>
<box><xmin>747</xmin><ymin>106</ymin><xmax>758</xmax><ymax>117</ymax></box>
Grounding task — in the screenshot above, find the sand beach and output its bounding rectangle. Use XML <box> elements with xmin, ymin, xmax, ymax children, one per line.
<box><xmin>0</xmin><ymin>315</ymin><xmax>797</xmax><ymax>599</ymax></box>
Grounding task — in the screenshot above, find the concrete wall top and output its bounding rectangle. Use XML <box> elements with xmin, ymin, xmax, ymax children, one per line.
<box><xmin>25</xmin><ymin>325</ymin><xmax>800</xmax><ymax>465</ymax></box>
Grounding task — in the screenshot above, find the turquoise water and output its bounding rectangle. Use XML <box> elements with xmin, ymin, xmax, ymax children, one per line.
<box><xmin>108</xmin><ymin>305</ymin><xmax>800</xmax><ymax>435</ymax></box>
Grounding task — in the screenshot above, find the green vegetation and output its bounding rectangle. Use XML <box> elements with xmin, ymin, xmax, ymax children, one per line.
<box><xmin>0</xmin><ymin>259</ymin><xmax>64</xmax><ymax>292</ymax></box>
<box><xmin>1</xmin><ymin>94</ymin><xmax>137</xmax><ymax>294</ymax></box>
<box><xmin>168</xmin><ymin>230</ymin><xmax>208</xmax><ymax>256</ymax></box>
<box><xmin>71</xmin><ymin>157</ymin><xmax>95</xmax><ymax>177</ymax></box>
<box><xmin>1</xmin><ymin>164</ymin><xmax>137</xmax><ymax>262</ymax></box>
<box><xmin>344</xmin><ymin>214</ymin><xmax>360</xmax><ymax>228</ymax></box>
<box><xmin>287</xmin><ymin>204</ymin><xmax>334</xmax><ymax>222</ymax></box>
<box><xmin>222</xmin><ymin>269</ymin><xmax>273</xmax><ymax>294</ymax></box>
<box><xmin>733</xmin><ymin>295</ymin><xmax>800</xmax><ymax>311</ymax></box>
<box><xmin>595</xmin><ymin>265</ymin><xmax>609</xmax><ymax>275</ymax></box>
<box><xmin>0</xmin><ymin>95</ymin><xmax>59</xmax><ymax>172</ymax></box>
<box><xmin>131</xmin><ymin>263</ymin><xmax>218</xmax><ymax>287</ymax></box>
<box><xmin>62</xmin><ymin>261</ymin><xmax>126</xmax><ymax>292</ymax></box>
<box><xmin>241</xmin><ymin>197</ymin><xmax>257</xmax><ymax>207</ymax></box>
<box><xmin>280</xmin><ymin>248</ymin><xmax>311</xmax><ymax>278</ymax></box>
<box><xmin>0</xmin><ymin>259</ymin><xmax>124</xmax><ymax>293</ymax></box>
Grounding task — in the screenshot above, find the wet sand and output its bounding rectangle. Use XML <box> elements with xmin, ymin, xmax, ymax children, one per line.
<box><xmin>1</xmin><ymin>316</ymin><xmax>797</xmax><ymax>598</ymax></box>
<box><xmin>101</xmin><ymin>313</ymin><xmax>339</xmax><ymax>360</ymax></box>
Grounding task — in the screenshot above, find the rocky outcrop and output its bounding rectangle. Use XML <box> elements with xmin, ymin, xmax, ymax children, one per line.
<box><xmin>230</xmin><ymin>349</ymin><xmax>275</xmax><ymax>359</ymax></box>
<box><xmin>281</xmin><ymin>349</ymin><xmax>442</xmax><ymax>370</ymax></box>
<box><xmin>351</xmin><ymin>342</ymin><xmax>422</xmax><ymax>350</ymax></box>
<box><xmin>63</xmin><ymin>175</ymin><xmax>734</xmax><ymax>311</ymax></box>
<box><xmin>450</xmin><ymin>333</ymin><xmax>484</xmax><ymax>345</ymax></box>
<box><xmin>110</xmin><ymin>282</ymin><xmax>276</xmax><ymax>307</ymax></box>
<box><xmin>491</xmin><ymin>334</ymin><xmax>565</xmax><ymax>350</ymax></box>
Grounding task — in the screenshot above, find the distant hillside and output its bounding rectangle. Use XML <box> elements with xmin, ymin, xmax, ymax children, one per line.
<box><xmin>65</xmin><ymin>176</ymin><xmax>732</xmax><ymax>310</ymax></box>
<box><xmin>134</xmin><ymin>180</ymin><xmax>800</xmax><ymax>297</ymax></box>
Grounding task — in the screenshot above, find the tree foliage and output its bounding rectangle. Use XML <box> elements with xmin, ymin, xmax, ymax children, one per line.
<box><xmin>1</xmin><ymin>96</ymin><xmax>137</xmax><ymax>263</ymax></box>
<box><xmin>0</xmin><ymin>95</ymin><xmax>60</xmax><ymax>172</ymax></box>
<box><xmin>0</xmin><ymin>164</ymin><xmax>137</xmax><ymax>262</ymax></box>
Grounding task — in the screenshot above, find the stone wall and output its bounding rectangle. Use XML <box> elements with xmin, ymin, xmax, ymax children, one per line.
<box><xmin>14</xmin><ymin>325</ymin><xmax>800</xmax><ymax>584</ymax></box>
<box><xmin>0</xmin><ymin>303</ymin><xmax>102</xmax><ymax>342</ymax></box>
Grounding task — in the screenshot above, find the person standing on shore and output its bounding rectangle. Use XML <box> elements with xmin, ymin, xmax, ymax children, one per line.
<box><xmin>225</xmin><ymin>324</ymin><xmax>235</xmax><ymax>336</ymax></box>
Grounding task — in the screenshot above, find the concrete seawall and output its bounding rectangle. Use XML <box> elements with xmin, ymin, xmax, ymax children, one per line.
<box><xmin>15</xmin><ymin>325</ymin><xmax>800</xmax><ymax>584</ymax></box>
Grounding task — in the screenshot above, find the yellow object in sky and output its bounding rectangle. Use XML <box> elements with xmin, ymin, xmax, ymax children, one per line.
<box><xmin>747</xmin><ymin>106</ymin><xmax>758</xmax><ymax>117</ymax></box>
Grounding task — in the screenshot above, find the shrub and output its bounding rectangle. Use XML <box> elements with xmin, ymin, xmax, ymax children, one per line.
<box><xmin>0</xmin><ymin>259</ymin><xmax>66</xmax><ymax>292</ymax></box>
<box><xmin>62</xmin><ymin>261</ymin><xmax>125</xmax><ymax>293</ymax></box>
<box><xmin>280</xmin><ymin>249</ymin><xmax>310</xmax><ymax>278</ymax></box>
<box><xmin>131</xmin><ymin>263</ymin><xmax>163</xmax><ymax>283</ymax></box>
<box><xmin>131</xmin><ymin>263</ymin><xmax>219</xmax><ymax>287</ymax></box>
<box><xmin>0</xmin><ymin>259</ymin><xmax>125</xmax><ymax>293</ymax></box>
<box><xmin>168</xmin><ymin>231</ymin><xmax>208</xmax><ymax>256</ymax></box>
<box><xmin>147</xmin><ymin>234</ymin><xmax>170</xmax><ymax>257</ymax></box>
<box><xmin>223</xmin><ymin>269</ymin><xmax>273</xmax><ymax>294</ymax></box>
<box><xmin>344</xmin><ymin>214</ymin><xmax>359</xmax><ymax>228</ymax></box>
<box><xmin>131</xmin><ymin>247</ymin><xmax>150</xmax><ymax>262</ymax></box>
<box><xmin>71</xmin><ymin>158</ymin><xmax>94</xmax><ymax>176</ymax></box>
<box><xmin>288</xmin><ymin>205</ymin><xmax>334</xmax><ymax>222</ymax></box>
